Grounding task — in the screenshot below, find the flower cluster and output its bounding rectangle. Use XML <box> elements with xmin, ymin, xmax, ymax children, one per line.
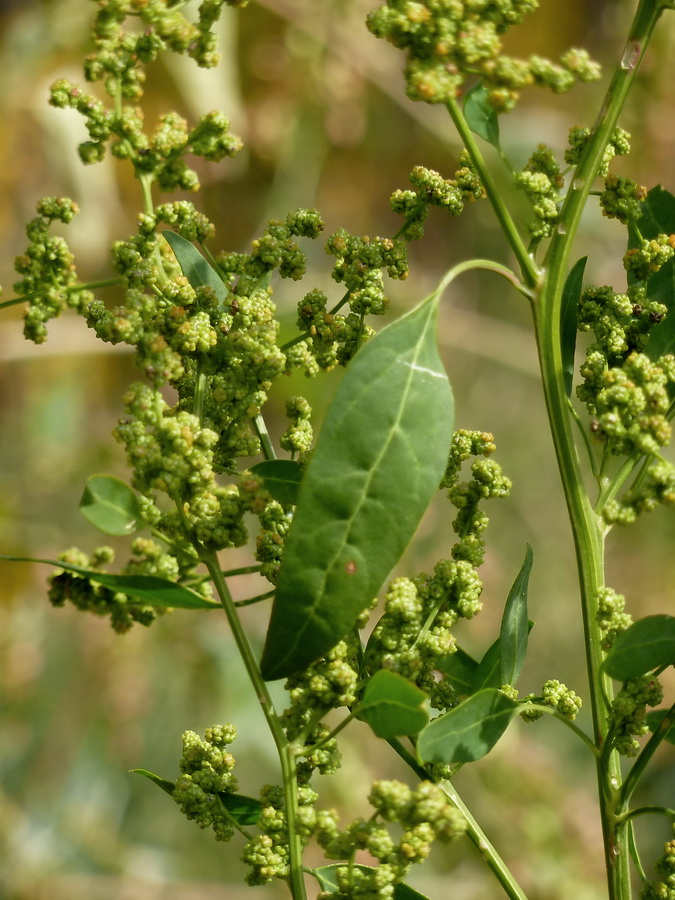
<box><xmin>599</xmin><ymin>175</ymin><xmax>648</xmax><ymax>225</ymax></box>
<box><xmin>624</xmin><ymin>234</ymin><xmax>675</xmax><ymax>282</ymax></box>
<box><xmin>366</xmin><ymin>0</ymin><xmax>600</xmax><ymax>110</ymax></box>
<box><xmin>609</xmin><ymin>675</ymin><xmax>664</xmax><ymax>757</ymax></box>
<box><xmin>173</xmin><ymin>725</ymin><xmax>239</xmax><ymax>842</ymax></box>
<box><xmin>316</xmin><ymin>780</ymin><xmax>465</xmax><ymax>899</ymax></box>
<box><xmin>642</xmin><ymin>831</ymin><xmax>675</xmax><ymax>900</ymax></box>
<box><xmin>255</xmin><ymin>498</ymin><xmax>294</xmax><ymax>584</ymax></box>
<box><xmin>516</xmin><ymin>145</ymin><xmax>564</xmax><ymax>239</ymax></box>
<box><xmin>565</xmin><ymin>126</ymin><xmax>631</xmax><ymax>176</ymax></box>
<box><xmin>595</xmin><ymin>587</ymin><xmax>632</xmax><ymax>650</ymax></box>
<box><xmin>390</xmin><ymin>153</ymin><xmax>484</xmax><ymax>240</ymax></box>
<box><xmin>521</xmin><ymin>680</ymin><xmax>582</xmax><ymax>722</ymax></box>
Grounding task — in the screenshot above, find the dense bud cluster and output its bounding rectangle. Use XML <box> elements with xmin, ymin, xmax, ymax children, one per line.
<box><xmin>516</xmin><ymin>145</ymin><xmax>564</xmax><ymax>239</ymax></box>
<box><xmin>366</xmin><ymin>0</ymin><xmax>599</xmax><ymax>111</ymax></box>
<box><xmin>565</xmin><ymin>126</ymin><xmax>631</xmax><ymax>176</ymax></box>
<box><xmin>609</xmin><ymin>675</ymin><xmax>664</xmax><ymax>757</ymax></box>
<box><xmin>173</xmin><ymin>725</ymin><xmax>239</xmax><ymax>842</ymax></box>
<box><xmin>599</xmin><ymin>175</ymin><xmax>648</xmax><ymax>225</ymax></box>
<box><xmin>595</xmin><ymin>587</ymin><xmax>632</xmax><ymax>649</ymax></box>
<box><xmin>642</xmin><ymin>832</ymin><xmax>675</xmax><ymax>900</ymax></box>
<box><xmin>521</xmin><ymin>680</ymin><xmax>582</xmax><ymax>722</ymax></box>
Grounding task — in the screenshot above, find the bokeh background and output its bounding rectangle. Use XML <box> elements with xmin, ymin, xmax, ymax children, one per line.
<box><xmin>1</xmin><ymin>1</ymin><xmax>675</xmax><ymax>898</ymax></box>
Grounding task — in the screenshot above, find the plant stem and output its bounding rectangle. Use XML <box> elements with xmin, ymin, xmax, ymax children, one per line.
<box><xmin>386</xmin><ymin>737</ymin><xmax>529</xmax><ymax>900</ymax></box>
<box><xmin>620</xmin><ymin>701</ymin><xmax>675</xmax><ymax>809</ymax></box>
<box><xmin>254</xmin><ymin>414</ymin><xmax>277</xmax><ymax>461</ymax></box>
<box><xmin>203</xmin><ymin>551</ymin><xmax>308</xmax><ymax>900</ymax></box>
<box><xmin>534</xmin><ymin>2</ymin><xmax>665</xmax><ymax>896</ymax></box>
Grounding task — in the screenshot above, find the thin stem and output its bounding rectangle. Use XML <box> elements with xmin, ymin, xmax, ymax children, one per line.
<box><xmin>234</xmin><ymin>589</ymin><xmax>275</xmax><ymax>607</ymax></box>
<box><xmin>620</xmin><ymin>701</ymin><xmax>675</xmax><ymax>809</ymax></box>
<box><xmin>444</xmin><ymin>95</ymin><xmax>539</xmax><ymax>289</ymax></box>
<box><xmin>296</xmin><ymin>710</ymin><xmax>357</xmax><ymax>757</ymax></box>
<box><xmin>1</xmin><ymin>279</ymin><xmax>123</xmax><ymax>309</ymax></box>
<box><xmin>202</xmin><ymin>551</ymin><xmax>308</xmax><ymax>900</ymax></box>
<box><xmin>386</xmin><ymin>738</ymin><xmax>529</xmax><ymax>900</ymax></box>
<box><xmin>617</xmin><ymin>806</ymin><xmax>675</xmax><ymax>825</ymax></box>
<box><xmin>522</xmin><ymin>703</ymin><xmax>600</xmax><ymax>756</ymax></box>
<box><xmin>253</xmin><ymin>414</ymin><xmax>277</xmax><ymax>461</ymax></box>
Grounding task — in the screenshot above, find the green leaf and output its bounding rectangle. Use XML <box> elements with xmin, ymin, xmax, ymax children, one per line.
<box><xmin>646</xmin><ymin>708</ymin><xmax>675</xmax><ymax>745</ymax></box>
<box><xmin>79</xmin><ymin>474</ymin><xmax>145</xmax><ymax>536</ymax></box>
<box><xmin>603</xmin><ymin>615</ymin><xmax>675</xmax><ymax>681</ymax></box>
<box><xmin>261</xmin><ymin>294</ymin><xmax>454</xmax><ymax>680</ymax></box>
<box><xmin>131</xmin><ymin>768</ymin><xmax>175</xmax><ymax>797</ymax></box>
<box><xmin>315</xmin><ymin>865</ymin><xmax>430</xmax><ymax>900</ymax></box>
<box><xmin>0</xmin><ymin>556</ymin><xmax>219</xmax><ymax>610</ymax></box>
<box><xmin>358</xmin><ymin>670</ymin><xmax>429</xmax><ymax>738</ymax></box>
<box><xmin>561</xmin><ymin>257</ymin><xmax>586</xmax><ymax>396</ymax></box>
<box><xmin>472</xmin><ymin>637</ymin><xmax>502</xmax><ymax>692</ymax></box>
<box><xmin>163</xmin><ymin>230</ymin><xmax>229</xmax><ymax>303</ymax></box>
<box><xmin>219</xmin><ymin>792</ymin><xmax>263</xmax><ymax>825</ymax></box>
<box><xmin>500</xmin><ymin>544</ymin><xmax>533</xmax><ymax>687</ymax></box>
<box><xmin>417</xmin><ymin>688</ymin><xmax>519</xmax><ymax>764</ymax></box>
<box><xmin>463</xmin><ymin>81</ymin><xmax>500</xmax><ymax>148</ymax></box>
<box><xmin>249</xmin><ymin>459</ymin><xmax>302</xmax><ymax>506</ymax></box>
<box><xmin>436</xmin><ymin>646</ymin><xmax>478</xmax><ymax>695</ymax></box>
<box><xmin>627</xmin><ymin>187</ymin><xmax>675</xmax><ymax>360</ymax></box>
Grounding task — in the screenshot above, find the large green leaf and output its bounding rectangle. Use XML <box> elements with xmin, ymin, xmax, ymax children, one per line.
<box><xmin>471</xmin><ymin>637</ymin><xmax>502</xmax><ymax>692</ymax></box>
<box><xmin>315</xmin><ymin>865</ymin><xmax>430</xmax><ymax>899</ymax></box>
<box><xmin>260</xmin><ymin>294</ymin><xmax>454</xmax><ymax>680</ymax></box>
<box><xmin>79</xmin><ymin>474</ymin><xmax>145</xmax><ymax>536</ymax></box>
<box><xmin>627</xmin><ymin>187</ymin><xmax>675</xmax><ymax>360</ymax></box>
<box><xmin>603</xmin><ymin>615</ymin><xmax>675</xmax><ymax>681</ymax></box>
<box><xmin>358</xmin><ymin>670</ymin><xmax>428</xmax><ymax>738</ymax></box>
<box><xmin>436</xmin><ymin>646</ymin><xmax>479</xmax><ymax>695</ymax></box>
<box><xmin>499</xmin><ymin>545</ymin><xmax>533</xmax><ymax>687</ymax></box>
<box><xmin>163</xmin><ymin>230</ymin><xmax>229</xmax><ymax>303</ymax></box>
<box><xmin>0</xmin><ymin>556</ymin><xmax>219</xmax><ymax>610</ymax></box>
<box><xmin>417</xmin><ymin>688</ymin><xmax>519</xmax><ymax>764</ymax></box>
<box><xmin>463</xmin><ymin>81</ymin><xmax>500</xmax><ymax>148</ymax></box>
<box><xmin>561</xmin><ymin>257</ymin><xmax>586</xmax><ymax>396</ymax></box>
<box><xmin>249</xmin><ymin>459</ymin><xmax>303</xmax><ymax>506</ymax></box>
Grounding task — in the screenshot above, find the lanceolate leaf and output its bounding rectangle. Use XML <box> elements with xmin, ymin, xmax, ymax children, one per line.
<box><xmin>249</xmin><ymin>459</ymin><xmax>303</xmax><ymax>506</ymax></box>
<box><xmin>79</xmin><ymin>474</ymin><xmax>145</xmax><ymax>536</ymax></box>
<box><xmin>561</xmin><ymin>257</ymin><xmax>586</xmax><ymax>396</ymax></box>
<box><xmin>163</xmin><ymin>230</ymin><xmax>229</xmax><ymax>303</ymax></box>
<box><xmin>261</xmin><ymin>294</ymin><xmax>454</xmax><ymax>680</ymax></box>
<box><xmin>603</xmin><ymin>615</ymin><xmax>675</xmax><ymax>681</ymax></box>
<box><xmin>500</xmin><ymin>544</ymin><xmax>533</xmax><ymax>687</ymax></box>
<box><xmin>0</xmin><ymin>556</ymin><xmax>219</xmax><ymax>610</ymax></box>
<box><xmin>358</xmin><ymin>670</ymin><xmax>429</xmax><ymax>738</ymax></box>
<box><xmin>131</xmin><ymin>768</ymin><xmax>176</xmax><ymax>797</ymax></box>
<box><xmin>219</xmin><ymin>792</ymin><xmax>263</xmax><ymax>825</ymax></box>
<box><xmin>463</xmin><ymin>81</ymin><xmax>500</xmax><ymax>148</ymax></box>
<box><xmin>417</xmin><ymin>688</ymin><xmax>519</xmax><ymax>764</ymax></box>
<box><xmin>436</xmin><ymin>646</ymin><xmax>479</xmax><ymax>695</ymax></box>
<box><xmin>472</xmin><ymin>637</ymin><xmax>502</xmax><ymax>692</ymax></box>
<box><xmin>315</xmin><ymin>865</ymin><xmax>430</xmax><ymax>900</ymax></box>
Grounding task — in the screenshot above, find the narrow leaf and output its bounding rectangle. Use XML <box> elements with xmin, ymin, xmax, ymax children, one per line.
<box><xmin>646</xmin><ymin>708</ymin><xmax>675</xmax><ymax>745</ymax></box>
<box><xmin>0</xmin><ymin>556</ymin><xmax>219</xmax><ymax>610</ymax></box>
<box><xmin>472</xmin><ymin>637</ymin><xmax>502</xmax><ymax>692</ymax></box>
<box><xmin>131</xmin><ymin>768</ymin><xmax>175</xmax><ymax>797</ymax></box>
<box><xmin>249</xmin><ymin>459</ymin><xmax>302</xmax><ymax>506</ymax></box>
<box><xmin>261</xmin><ymin>294</ymin><xmax>454</xmax><ymax>680</ymax></box>
<box><xmin>163</xmin><ymin>230</ymin><xmax>229</xmax><ymax>303</ymax></box>
<box><xmin>79</xmin><ymin>474</ymin><xmax>145</xmax><ymax>536</ymax></box>
<box><xmin>561</xmin><ymin>257</ymin><xmax>586</xmax><ymax>396</ymax></box>
<box><xmin>500</xmin><ymin>544</ymin><xmax>533</xmax><ymax>687</ymax></box>
<box><xmin>417</xmin><ymin>688</ymin><xmax>519</xmax><ymax>764</ymax></box>
<box><xmin>603</xmin><ymin>615</ymin><xmax>675</xmax><ymax>681</ymax></box>
<box><xmin>219</xmin><ymin>793</ymin><xmax>263</xmax><ymax>825</ymax></box>
<box><xmin>463</xmin><ymin>82</ymin><xmax>500</xmax><ymax>148</ymax></box>
<box><xmin>436</xmin><ymin>646</ymin><xmax>478</xmax><ymax>695</ymax></box>
<box><xmin>358</xmin><ymin>670</ymin><xmax>429</xmax><ymax>738</ymax></box>
<box><xmin>315</xmin><ymin>865</ymin><xmax>430</xmax><ymax>900</ymax></box>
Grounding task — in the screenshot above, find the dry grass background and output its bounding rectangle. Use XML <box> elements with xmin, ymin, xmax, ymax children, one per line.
<box><xmin>1</xmin><ymin>1</ymin><xmax>675</xmax><ymax>897</ymax></box>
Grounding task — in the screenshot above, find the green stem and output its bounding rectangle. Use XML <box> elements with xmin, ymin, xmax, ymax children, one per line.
<box><xmin>620</xmin><ymin>700</ymin><xmax>675</xmax><ymax>809</ymax></box>
<box><xmin>386</xmin><ymin>738</ymin><xmax>529</xmax><ymax>900</ymax></box>
<box><xmin>617</xmin><ymin>806</ymin><xmax>675</xmax><ymax>825</ymax></box>
<box><xmin>1</xmin><ymin>279</ymin><xmax>124</xmax><ymax>309</ymax></box>
<box><xmin>253</xmin><ymin>413</ymin><xmax>277</xmax><ymax>461</ymax></box>
<box><xmin>522</xmin><ymin>704</ymin><xmax>600</xmax><ymax>756</ymax></box>
<box><xmin>202</xmin><ymin>551</ymin><xmax>307</xmax><ymax>900</ymax></box>
<box><xmin>444</xmin><ymin>95</ymin><xmax>538</xmax><ymax>289</ymax></box>
<box><xmin>534</xmin><ymin>3</ymin><xmax>665</xmax><ymax>896</ymax></box>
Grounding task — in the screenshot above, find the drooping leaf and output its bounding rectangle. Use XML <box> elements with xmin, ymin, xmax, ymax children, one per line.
<box><xmin>417</xmin><ymin>688</ymin><xmax>519</xmax><ymax>764</ymax></box>
<box><xmin>0</xmin><ymin>556</ymin><xmax>219</xmax><ymax>610</ymax></box>
<box><xmin>626</xmin><ymin>187</ymin><xmax>675</xmax><ymax>360</ymax></box>
<box><xmin>646</xmin><ymin>708</ymin><xmax>675</xmax><ymax>745</ymax></box>
<box><xmin>436</xmin><ymin>646</ymin><xmax>479</xmax><ymax>695</ymax></box>
<box><xmin>358</xmin><ymin>670</ymin><xmax>429</xmax><ymax>738</ymax></box>
<box><xmin>249</xmin><ymin>459</ymin><xmax>303</xmax><ymax>506</ymax></box>
<box><xmin>219</xmin><ymin>792</ymin><xmax>263</xmax><ymax>825</ymax></box>
<box><xmin>315</xmin><ymin>865</ymin><xmax>430</xmax><ymax>899</ymax></box>
<box><xmin>131</xmin><ymin>768</ymin><xmax>175</xmax><ymax>797</ymax></box>
<box><xmin>500</xmin><ymin>544</ymin><xmax>533</xmax><ymax>687</ymax></box>
<box><xmin>561</xmin><ymin>257</ymin><xmax>586</xmax><ymax>396</ymax></box>
<box><xmin>463</xmin><ymin>82</ymin><xmax>500</xmax><ymax>148</ymax></box>
<box><xmin>79</xmin><ymin>474</ymin><xmax>146</xmax><ymax>536</ymax></box>
<box><xmin>163</xmin><ymin>230</ymin><xmax>229</xmax><ymax>303</ymax></box>
<box><xmin>603</xmin><ymin>615</ymin><xmax>675</xmax><ymax>681</ymax></box>
<box><xmin>471</xmin><ymin>637</ymin><xmax>502</xmax><ymax>692</ymax></box>
<box><xmin>261</xmin><ymin>294</ymin><xmax>454</xmax><ymax>680</ymax></box>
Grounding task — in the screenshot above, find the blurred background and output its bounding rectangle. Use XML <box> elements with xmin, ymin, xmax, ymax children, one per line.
<box><xmin>1</xmin><ymin>0</ymin><xmax>675</xmax><ymax>898</ymax></box>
